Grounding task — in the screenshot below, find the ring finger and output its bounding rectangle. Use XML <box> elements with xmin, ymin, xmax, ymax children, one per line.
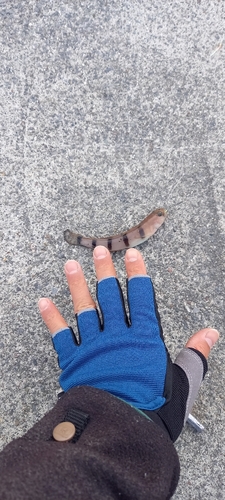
<box><xmin>64</xmin><ymin>260</ymin><xmax>96</xmax><ymax>314</ymax></box>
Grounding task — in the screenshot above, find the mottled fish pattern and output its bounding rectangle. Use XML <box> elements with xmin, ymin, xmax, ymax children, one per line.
<box><xmin>64</xmin><ymin>208</ymin><xmax>167</xmax><ymax>252</ymax></box>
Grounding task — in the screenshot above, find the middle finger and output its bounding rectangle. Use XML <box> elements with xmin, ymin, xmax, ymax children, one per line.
<box><xmin>93</xmin><ymin>246</ymin><xmax>117</xmax><ymax>280</ymax></box>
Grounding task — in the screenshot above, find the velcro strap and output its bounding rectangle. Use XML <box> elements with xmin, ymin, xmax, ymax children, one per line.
<box><xmin>64</xmin><ymin>408</ymin><xmax>90</xmax><ymax>442</ymax></box>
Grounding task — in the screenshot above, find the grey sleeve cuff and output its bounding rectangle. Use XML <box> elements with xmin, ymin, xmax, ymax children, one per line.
<box><xmin>174</xmin><ymin>348</ymin><xmax>204</xmax><ymax>423</ymax></box>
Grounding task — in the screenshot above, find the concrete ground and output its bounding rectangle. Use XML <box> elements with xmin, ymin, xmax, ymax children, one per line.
<box><xmin>0</xmin><ymin>1</ymin><xmax>224</xmax><ymax>498</ymax></box>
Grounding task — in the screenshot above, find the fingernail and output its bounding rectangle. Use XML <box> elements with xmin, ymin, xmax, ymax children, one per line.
<box><xmin>65</xmin><ymin>260</ymin><xmax>80</xmax><ymax>274</ymax></box>
<box><xmin>93</xmin><ymin>246</ymin><xmax>108</xmax><ymax>259</ymax></box>
<box><xmin>38</xmin><ymin>298</ymin><xmax>50</xmax><ymax>312</ymax></box>
<box><xmin>126</xmin><ymin>248</ymin><xmax>139</xmax><ymax>262</ymax></box>
<box><xmin>205</xmin><ymin>329</ymin><xmax>219</xmax><ymax>348</ymax></box>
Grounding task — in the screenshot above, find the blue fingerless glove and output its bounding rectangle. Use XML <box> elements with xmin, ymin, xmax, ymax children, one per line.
<box><xmin>52</xmin><ymin>276</ymin><xmax>172</xmax><ymax>411</ymax></box>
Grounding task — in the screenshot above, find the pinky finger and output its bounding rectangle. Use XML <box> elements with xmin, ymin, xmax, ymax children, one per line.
<box><xmin>38</xmin><ymin>298</ymin><xmax>68</xmax><ymax>335</ymax></box>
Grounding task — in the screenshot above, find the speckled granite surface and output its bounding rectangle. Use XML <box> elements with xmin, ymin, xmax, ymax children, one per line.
<box><xmin>0</xmin><ymin>1</ymin><xmax>224</xmax><ymax>498</ymax></box>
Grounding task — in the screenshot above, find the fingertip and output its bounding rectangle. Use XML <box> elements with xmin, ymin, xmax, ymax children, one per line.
<box><xmin>93</xmin><ymin>246</ymin><xmax>109</xmax><ymax>259</ymax></box>
<box><xmin>125</xmin><ymin>248</ymin><xmax>147</xmax><ymax>277</ymax></box>
<box><xmin>205</xmin><ymin>328</ymin><xmax>220</xmax><ymax>347</ymax></box>
<box><xmin>38</xmin><ymin>298</ymin><xmax>51</xmax><ymax>312</ymax></box>
<box><xmin>125</xmin><ymin>248</ymin><xmax>140</xmax><ymax>262</ymax></box>
<box><xmin>64</xmin><ymin>260</ymin><xmax>80</xmax><ymax>275</ymax></box>
<box><xmin>38</xmin><ymin>297</ymin><xmax>68</xmax><ymax>334</ymax></box>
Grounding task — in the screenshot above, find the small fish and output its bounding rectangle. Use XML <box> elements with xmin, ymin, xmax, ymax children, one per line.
<box><xmin>64</xmin><ymin>208</ymin><xmax>167</xmax><ymax>252</ymax></box>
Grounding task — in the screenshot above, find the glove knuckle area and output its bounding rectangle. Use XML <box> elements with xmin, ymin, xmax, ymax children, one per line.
<box><xmin>60</xmin><ymin>334</ymin><xmax>168</xmax><ymax>406</ymax></box>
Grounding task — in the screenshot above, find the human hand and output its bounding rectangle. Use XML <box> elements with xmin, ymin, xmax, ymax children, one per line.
<box><xmin>39</xmin><ymin>247</ymin><xmax>219</xmax><ymax>441</ymax></box>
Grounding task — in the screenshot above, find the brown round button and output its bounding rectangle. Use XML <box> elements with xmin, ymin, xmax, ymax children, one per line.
<box><xmin>53</xmin><ymin>422</ymin><xmax>76</xmax><ymax>442</ymax></box>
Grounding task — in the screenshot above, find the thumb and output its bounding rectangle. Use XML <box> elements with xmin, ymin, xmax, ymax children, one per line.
<box><xmin>185</xmin><ymin>327</ymin><xmax>219</xmax><ymax>359</ymax></box>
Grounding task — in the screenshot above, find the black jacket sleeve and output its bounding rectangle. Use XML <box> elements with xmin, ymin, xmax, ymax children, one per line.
<box><xmin>0</xmin><ymin>386</ymin><xmax>180</xmax><ymax>500</ymax></box>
